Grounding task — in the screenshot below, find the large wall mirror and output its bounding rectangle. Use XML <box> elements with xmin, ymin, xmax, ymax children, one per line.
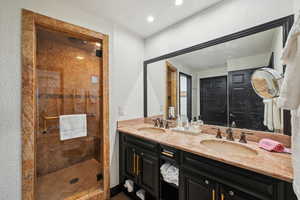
<box><xmin>144</xmin><ymin>15</ymin><xmax>293</xmax><ymax>135</ymax></box>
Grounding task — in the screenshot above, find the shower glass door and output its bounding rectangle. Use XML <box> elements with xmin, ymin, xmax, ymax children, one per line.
<box><xmin>36</xmin><ymin>26</ymin><xmax>103</xmax><ymax>200</ymax></box>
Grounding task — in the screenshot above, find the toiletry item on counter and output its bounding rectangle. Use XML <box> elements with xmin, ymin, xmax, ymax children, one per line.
<box><xmin>197</xmin><ymin>115</ymin><xmax>204</xmax><ymax>127</ymax></box>
<box><xmin>124</xmin><ymin>179</ymin><xmax>134</xmax><ymax>192</ymax></box>
<box><xmin>191</xmin><ymin>117</ymin><xmax>198</xmax><ymax>129</ymax></box>
<box><xmin>59</xmin><ymin>114</ymin><xmax>87</xmax><ymax>141</ymax></box>
<box><xmin>168</xmin><ymin>107</ymin><xmax>176</xmax><ymax>119</ymax></box>
<box><xmin>258</xmin><ymin>139</ymin><xmax>291</xmax><ymax>153</ymax></box>
<box><xmin>160</xmin><ymin>162</ymin><xmax>179</xmax><ymax>186</ymax></box>
<box><xmin>171</xmin><ymin>127</ymin><xmax>201</xmax><ymax>135</ymax></box>
<box><xmin>181</xmin><ymin>115</ymin><xmax>189</xmax><ymax>130</ymax></box>
<box><xmin>176</xmin><ymin>116</ymin><xmax>183</xmax><ymax>127</ymax></box>
<box><xmin>136</xmin><ymin>189</ymin><xmax>145</xmax><ymax>200</ymax></box>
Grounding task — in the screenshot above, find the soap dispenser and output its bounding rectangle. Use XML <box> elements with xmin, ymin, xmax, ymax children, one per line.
<box><xmin>197</xmin><ymin>115</ymin><xmax>204</xmax><ymax>127</ymax></box>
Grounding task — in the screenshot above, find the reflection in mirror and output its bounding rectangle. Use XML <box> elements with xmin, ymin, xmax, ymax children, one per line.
<box><xmin>147</xmin><ymin>26</ymin><xmax>284</xmax><ymax>133</ymax></box>
<box><xmin>251</xmin><ymin>68</ymin><xmax>283</xmax><ymax>99</ymax></box>
<box><xmin>179</xmin><ymin>73</ymin><xmax>192</xmax><ymax>121</ymax></box>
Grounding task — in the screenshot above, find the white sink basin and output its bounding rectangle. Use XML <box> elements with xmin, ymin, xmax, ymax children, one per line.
<box><xmin>137</xmin><ymin>127</ymin><xmax>166</xmax><ymax>134</ymax></box>
<box><xmin>200</xmin><ymin>139</ymin><xmax>258</xmax><ymax>157</ymax></box>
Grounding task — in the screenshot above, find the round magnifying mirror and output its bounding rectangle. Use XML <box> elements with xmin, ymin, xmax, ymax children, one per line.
<box><xmin>251</xmin><ymin>68</ymin><xmax>283</xmax><ymax>99</ymax></box>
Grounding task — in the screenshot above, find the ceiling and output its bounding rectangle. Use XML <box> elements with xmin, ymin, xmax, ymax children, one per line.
<box><xmin>73</xmin><ymin>0</ymin><xmax>224</xmax><ymax>38</ymax></box>
<box><xmin>170</xmin><ymin>27</ymin><xmax>281</xmax><ymax>70</ymax></box>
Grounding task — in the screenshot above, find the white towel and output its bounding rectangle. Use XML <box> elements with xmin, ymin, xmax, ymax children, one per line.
<box><xmin>279</xmin><ymin>12</ymin><xmax>300</xmax><ymax>199</ymax></box>
<box><xmin>272</xmin><ymin>98</ymin><xmax>282</xmax><ymax>132</ymax></box>
<box><xmin>136</xmin><ymin>189</ymin><xmax>145</xmax><ymax>200</ymax></box>
<box><xmin>263</xmin><ymin>99</ymin><xmax>274</xmax><ymax>131</ymax></box>
<box><xmin>59</xmin><ymin>114</ymin><xmax>87</xmax><ymax>141</ymax></box>
<box><xmin>160</xmin><ymin>163</ymin><xmax>179</xmax><ymax>186</ymax></box>
<box><xmin>124</xmin><ymin>179</ymin><xmax>134</xmax><ymax>193</ymax></box>
<box><xmin>263</xmin><ymin>99</ymin><xmax>282</xmax><ymax>132</ymax></box>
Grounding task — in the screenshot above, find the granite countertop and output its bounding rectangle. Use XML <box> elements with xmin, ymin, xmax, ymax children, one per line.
<box><xmin>117</xmin><ymin>119</ymin><xmax>293</xmax><ymax>183</ymax></box>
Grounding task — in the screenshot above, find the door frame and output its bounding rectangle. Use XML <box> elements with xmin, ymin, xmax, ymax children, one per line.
<box><xmin>179</xmin><ymin>72</ymin><xmax>192</xmax><ymax>121</ymax></box>
<box><xmin>21</xmin><ymin>10</ymin><xmax>110</xmax><ymax>200</ymax></box>
<box><xmin>165</xmin><ymin>61</ymin><xmax>178</xmax><ymax>118</ymax></box>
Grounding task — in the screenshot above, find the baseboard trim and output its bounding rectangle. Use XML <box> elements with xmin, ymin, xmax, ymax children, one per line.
<box><xmin>110</xmin><ymin>184</ymin><xmax>123</xmax><ymax>197</ymax></box>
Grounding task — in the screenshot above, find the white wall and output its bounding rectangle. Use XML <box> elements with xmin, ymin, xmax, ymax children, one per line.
<box><xmin>227</xmin><ymin>53</ymin><xmax>271</xmax><ymax>71</ymax></box>
<box><xmin>147</xmin><ymin>61</ymin><xmax>166</xmax><ymax>117</ymax></box>
<box><xmin>271</xmin><ymin>28</ymin><xmax>284</xmax><ymax>74</ymax></box>
<box><xmin>145</xmin><ymin>0</ymin><xmax>294</xmax><ymax>60</ymax></box>
<box><xmin>294</xmin><ymin>0</ymin><xmax>300</xmax><ymax>15</ymax></box>
<box><xmin>0</xmin><ymin>0</ymin><xmax>144</xmax><ymax>199</ymax></box>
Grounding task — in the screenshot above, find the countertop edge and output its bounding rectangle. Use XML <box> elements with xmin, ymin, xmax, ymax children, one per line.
<box><xmin>118</xmin><ymin>127</ymin><xmax>293</xmax><ymax>183</ymax></box>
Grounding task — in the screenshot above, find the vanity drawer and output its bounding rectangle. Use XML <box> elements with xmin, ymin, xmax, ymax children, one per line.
<box><xmin>160</xmin><ymin>145</ymin><xmax>180</xmax><ymax>165</ymax></box>
<box><xmin>122</xmin><ymin>133</ymin><xmax>158</xmax><ymax>153</ymax></box>
<box><xmin>181</xmin><ymin>152</ymin><xmax>279</xmax><ymax>200</ymax></box>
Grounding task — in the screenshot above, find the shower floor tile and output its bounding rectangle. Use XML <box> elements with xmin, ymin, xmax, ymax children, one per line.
<box><xmin>37</xmin><ymin>159</ymin><xmax>102</xmax><ymax>200</ymax></box>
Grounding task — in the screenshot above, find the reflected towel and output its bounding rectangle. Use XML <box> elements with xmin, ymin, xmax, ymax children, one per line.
<box><xmin>59</xmin><ymin>114</ymin><xmax>87</xmax><ymax>140</ymax></box>
<box><xmin>263</xmin><ymin>99</ymin><xmax>281</xmax><ymax>132</ymax></box>
<box><xmin>263</xmin><ymin>99</ymin><xmax>273</xmax><ymax>131</ymax></box>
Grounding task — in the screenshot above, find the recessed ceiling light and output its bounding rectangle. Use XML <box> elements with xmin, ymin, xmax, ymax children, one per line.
<box><xmin>76</xmin><ymin>56</ymin><xmax>84</xmax><ymax>60</ymax></box>
<box><xmin>95</xmin><ymin>42</ymin><xmax>101</xmax><ymax>47</ymax></box>
<box><xmin>147</xmin><ymin>16</ymin><xmax>155</xmax><ymax>23</ymax></box>
<box><xmin>175</xmin><ymin>0</ymin><xmax>183</xmax><ymax>6</ymax></box>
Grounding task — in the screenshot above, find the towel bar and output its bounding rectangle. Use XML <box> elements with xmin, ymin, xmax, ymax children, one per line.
<box><xmin>42</xmin><ymin>113</ymin><xmax>96</xmax><ymax>134</ymax></box>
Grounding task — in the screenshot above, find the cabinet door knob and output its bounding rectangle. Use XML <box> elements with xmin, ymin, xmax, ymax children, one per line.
<box><xmin>229</xmin><ymin>191</ymin><xmax>235</xmax><ymax>196</ymax></box>
<box><xmin>204</xmin><ymin>180</ymin><xmax>209</xmax><ymax>185</ymax></box>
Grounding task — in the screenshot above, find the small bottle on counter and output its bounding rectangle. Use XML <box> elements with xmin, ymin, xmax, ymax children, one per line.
<box><xmin>176</xmin><ymin>115</ymin><xmax>183</xmax><ymax>128</ymax></box>
<box><xmin>197</xmin><ymin>115</ymin><xmax>204</xmax><ymax>127</ymax></box>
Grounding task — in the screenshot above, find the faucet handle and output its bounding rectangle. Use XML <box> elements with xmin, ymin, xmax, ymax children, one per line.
<box><xmin>216</xmin><ymin>128</ymin><xmax>222</xmax><ymax>139</ymax></box>
<box><xmin>158</xmin><ymin>118</ymin><xmax>164</xmax><ymax>128</ymax></box>
<box><xmin>165</xmin><ymin>120</ymin><xmax>170</xmax><ymax>129</ymax></box>
<box><xmin>212</xmin><ymin>128</ymin><xmax>222</xmax><ymax>139</ymax></box>
<box><xmin>239</xmin><ymin>131</ymin><xmax>253</xmax><ymax>143</ymax></box>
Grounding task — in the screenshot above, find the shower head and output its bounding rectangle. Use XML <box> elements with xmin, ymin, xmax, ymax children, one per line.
<box><xmin>68</xmin><ymin>37</ymin><xmax>87</xmax><ymax>45</ymax></box>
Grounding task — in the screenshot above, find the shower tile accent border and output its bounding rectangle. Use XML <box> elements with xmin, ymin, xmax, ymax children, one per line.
<box><xmin>21</xmin><ymin>9</ymin><xmax>110</xmax><ymax>200</ymax></box>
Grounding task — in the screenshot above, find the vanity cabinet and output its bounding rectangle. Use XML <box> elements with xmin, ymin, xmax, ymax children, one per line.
<box><xmin>179</xmin><ymin>169</ymin><xmax>217</xmax><ymax>200</ymax></box>
<box><xmin>180</xmin><ymin>168</ymin><xmax>260</xmax><ymax>200</ymax></box>
<box><xmin>119</xmin><ymin>132</ymin><xmax>296</xmax><ymax>200</ymax></box>
<box><xmin>120</xmin><ymin>133</ymin><xmax>159</xmax><ymax>198</ymax></box>
<box><xmin>181</xmin><ymin>151</ymin><xmax>296</xmax><ymax>200</ymax></box>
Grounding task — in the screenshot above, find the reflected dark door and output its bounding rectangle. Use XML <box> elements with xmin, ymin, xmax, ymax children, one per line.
<box><xmin>200</xmin><ymin>76</ymin><xmax>227</xmax><ymax>126</ymax></box>
<box><xmin>228</xmin><ymin>69</ymin><xmax>266</xmax><ymax>131</ymax></box>
<box><xmin>179</xmin><ymin>72</ymin><xmax>192</xmax><ymax>121</ymax></box>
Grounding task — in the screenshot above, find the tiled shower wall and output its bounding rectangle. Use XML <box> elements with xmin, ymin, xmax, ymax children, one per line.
<box><xmin>36</xmin><ymin>27</ymin><xmax>102</xmax><ymax>176</ymax></box>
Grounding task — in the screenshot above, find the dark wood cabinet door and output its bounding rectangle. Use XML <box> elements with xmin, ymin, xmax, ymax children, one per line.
<box><xmin>124</xmin><ymin>145</ymin><xmax>137</xmax><ymax>179</ymax></box>
<box><xmin>180</xmin><ymin>170</ymin><xmax>216</xmax><ymax>200</ymax></box>
<box><xmin>228</xmin><ymin>69</ymin><xmax>266</xmax><ymax>131</ymax></box>
<box><xmin>138</xmin><ymin>152</ymin><xmax>159</xmax><ymax>196</ymax></box>
<box><xmin>200</xmin><ymin>76</ymin><xmax>227</xmax><ymax>126</ymax></box>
